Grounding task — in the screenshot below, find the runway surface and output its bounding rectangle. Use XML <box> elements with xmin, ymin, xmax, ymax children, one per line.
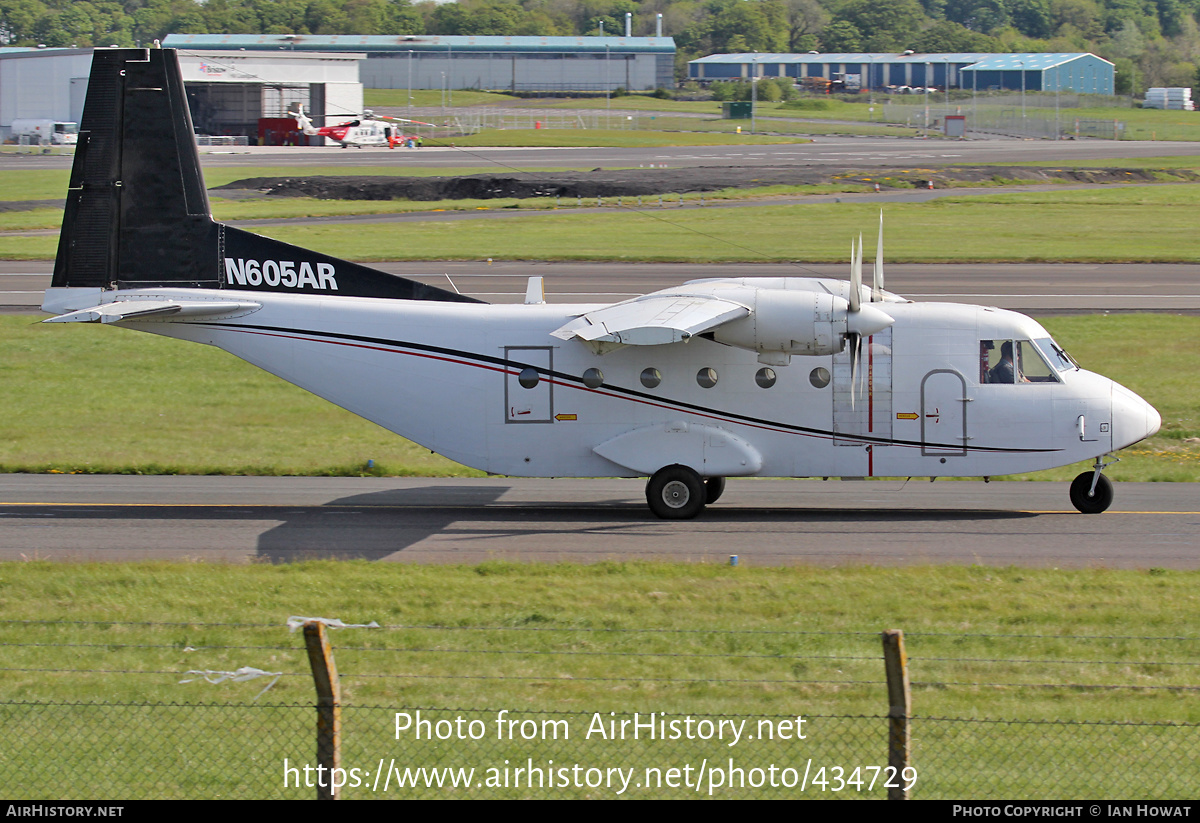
<box><xmin>0</xmin><ymin>475</ymin><xmax>1195</xmax><ymax>568</ymax></box>
<box><xmin>4</xmin><ymin>136</ymin><xmax>1200</xmax><ymax>172</ymax></box>
<box><xmin>7</xmin><ymin>261</ymin><xmax>1200</xmax><ymax>313</ymax></box>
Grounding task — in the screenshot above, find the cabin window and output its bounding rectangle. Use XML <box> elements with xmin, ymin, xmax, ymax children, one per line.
<box><xmin>582</xmin><ymin>368</ymin><xmax>604</xmax><ymax>389</ymax></box>
<box><xmin>696</xmin><ymin>368</ymin><xmax>718</xmax><ymax>388</ymax></box>
<box><xmin>640</xmin><ymin>367</ymin><xmax>662</xmax><ymax>389</ymax></box>
<box><xmin>809</xmin><ymin>367</ymin><xmax>830</xmax><ymax>389</ymax></box>
<box><xmin>517</xmin><ymin>367</ymin><xmax>540</xmax><ymax>389</ymax></box>
<box><xmin>980</xmin><ymin>340</ymin><xmax>1060</xmax><ymax>384</ymax></box>
<box><xmin>755</xmin><ymin>367</ymin><xmax>777</xmax><ymax>389</ymax></box>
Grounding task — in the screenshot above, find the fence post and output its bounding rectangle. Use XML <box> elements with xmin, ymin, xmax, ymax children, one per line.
<box><xmin>882</xmin><ymin>629</ymin><xmax>911</xmax><ymax>800</ymax></box>
<box><xmin>304</xmin><ymin>621</ymin><xmax>342</xmax><ymax>800</ymax></box>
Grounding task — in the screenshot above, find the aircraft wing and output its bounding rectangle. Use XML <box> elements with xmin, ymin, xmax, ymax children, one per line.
<box><xmin>551</xmin><ymin>294</ymin><xmax>749</xmax><ymax>348</ymax></box>
<box><xmin>43</xmin><ymin>299</ymin><xmax>260</xmax><ymax>324</ymax></box>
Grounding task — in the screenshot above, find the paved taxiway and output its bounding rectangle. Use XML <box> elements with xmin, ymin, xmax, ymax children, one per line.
<box><xmin>0</xmin><ymin>476</ymin><xmax>1195</xmax><ymax>568</ymax></box>
<box><xmin>4</xmin><ymin>136</ymin><xmax>1200</xmax><ymax>172</ymax></box>
<box><xmin>7</xmin><ymin>261</ymin><xmax>1200</xmax><ymax>313</ymax></box>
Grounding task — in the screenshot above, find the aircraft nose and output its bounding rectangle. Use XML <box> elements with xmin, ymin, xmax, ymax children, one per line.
<box><xmin>1111</xmin><ymin>382</ymin><xmax>1160</xmax><ymax>450</ymax></box>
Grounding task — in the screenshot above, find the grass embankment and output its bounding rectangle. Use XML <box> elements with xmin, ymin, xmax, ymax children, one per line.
<box><xmin>1</xmin><ymin>315</ymin><xmax>1195</xmax><ymax>480</ymax></box>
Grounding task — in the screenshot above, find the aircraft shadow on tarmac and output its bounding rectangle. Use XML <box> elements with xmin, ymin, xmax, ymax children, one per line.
<box><xmin>250</xmin><ymin>487</ymin><xmax>1038</xmax><ymax>563</ymax></box>
<box><xmin>0</xmin><ymin>487</ymin><xmax>1039</xmax><ymax>563</ymax></box>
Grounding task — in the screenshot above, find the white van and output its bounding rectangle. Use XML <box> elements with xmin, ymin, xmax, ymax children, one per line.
<box><xmin>10</xmin><ymin>119</ymin><xmax>78</xmax><ymax>145</ymax></box>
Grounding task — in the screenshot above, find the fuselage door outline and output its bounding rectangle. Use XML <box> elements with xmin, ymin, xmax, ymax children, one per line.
<box><xmin>921</xmin><ymin>369</ymin><xmax>969</xmax><ymax>456</ymax></box>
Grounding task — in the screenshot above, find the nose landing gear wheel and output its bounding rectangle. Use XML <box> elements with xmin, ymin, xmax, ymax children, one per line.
<box><xmin>1070</xmin><ymin>471</ymin><xmax>1113</xmax><ymax>514</ymax></box>
<box><xmin>646</xmin><ymin>465</ymin><xmax>705</xmax><ymax>520</ymax></box>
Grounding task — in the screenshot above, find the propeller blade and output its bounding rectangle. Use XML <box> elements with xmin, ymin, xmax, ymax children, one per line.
<box><xmin>849</xmin><ymin>236</ymin><xmax>862</xmax><ymax>313</ymax></box>
<box><xmin>873</xmin><ymin>210</ymin><xmax>884</xmax><ymax>302</ymax></box>
<box><xmin>848</xmin><ymin>331</ymin><xmax>861</xmax><ymax>411</ymax></box>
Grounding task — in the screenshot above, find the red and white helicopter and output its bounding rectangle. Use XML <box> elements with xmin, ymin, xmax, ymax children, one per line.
<box><xmin>292</xmin><ymin>104</ymin><xmax>434</xmax><ymax>148</ymax></box>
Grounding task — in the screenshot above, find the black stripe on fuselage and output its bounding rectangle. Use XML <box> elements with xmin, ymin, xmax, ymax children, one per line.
<box><xmin>195</xmin><ymin>321</ymin><xmax>1059</xmax><ymax>455</ymax></box>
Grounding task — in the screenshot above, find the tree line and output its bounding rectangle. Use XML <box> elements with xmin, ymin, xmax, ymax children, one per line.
<box><xmin>1</xmin><ymin>0</ymin><xmax>1196</xmax><ymax>92</ymax></box>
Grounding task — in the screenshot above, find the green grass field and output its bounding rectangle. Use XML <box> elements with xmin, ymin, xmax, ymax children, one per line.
<box><xmin>8</xmin><ymin>184</ymin><xmax>1200</xmax><ymax>261</ymax></box>
<box><xmin>1</xmin><ymin>314</ymin><xmax>1194</xmax><ymax>480</ymax></box>
<box><xmin>242</xmin><ymin>190</ymin><xmax>1200</xmax><ymax>264</ymax></box>
<box><xmin>364</xmin><ymin>88</ymin><xmax>521</xmax><ymax>108</ymax></box>
<box><xmin>2</xmin><ymin>561</ymin><xmax>1196</xmax><ymax>715</ymax></box>
<box><xmin>0</xmin><ymin>561</ymin><xmax>1196</xmax><ymax>798</ymax></box>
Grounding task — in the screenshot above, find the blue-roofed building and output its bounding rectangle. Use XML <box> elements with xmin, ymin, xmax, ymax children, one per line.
<box><xmin>163</xmin><ymin>34</ymin><xmax>677</xmax><ymax>92</ymax></box>
<box><xmin>960</xmin><ymin>53</ymin><xmax>1114</xmax><ymax>95</ymax></box>
<box><xmin>688</xmin><ymin>52</ymin><xmax>1114</xmax><ymax>95</ymax></box>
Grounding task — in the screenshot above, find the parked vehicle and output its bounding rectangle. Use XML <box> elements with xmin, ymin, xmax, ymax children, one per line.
<box><xmin>10</xmin><ymin>119</ymin><xmax>78</xmax><ymax>145</ymax></box>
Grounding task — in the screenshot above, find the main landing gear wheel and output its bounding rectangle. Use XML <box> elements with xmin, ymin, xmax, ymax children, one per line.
<box><xmin>705</xmin><ymin>477</ymin><xmax>726</xmax><ymax>505</ymax></box>
<box><xmin>646</xmin><ymin>465</ymin><xmax>705</xmax><ymax>520</ymax></box>
<box><xmin>1070</xmin><ymin>471</ymin><xmax>1114</xmax><ymax>514</ymax></box>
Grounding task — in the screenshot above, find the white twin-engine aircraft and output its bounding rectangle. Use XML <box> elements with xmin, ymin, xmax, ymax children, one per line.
<box><xmin>43</xmin><ymin>49</ymin><xmax>1160</xmax><ymax>519</ymax></box>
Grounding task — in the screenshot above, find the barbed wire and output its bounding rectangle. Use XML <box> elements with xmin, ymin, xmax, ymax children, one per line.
<box><xmin>340</xmin><ymin>672</ymin><xmax>882</xmax><ymax>686</ymax></box>
<box><xmin>1</xmin><ymin>642</ymin><xmax>1193</xmax><ymax>671</ymax></box>
<box><xmin>0</xmin><ymin>642</ymin><xmax>301</xmax><ymax>651</ymax></box>
<box><xmin>0</xmin><ymin>667</ymin><xmax>307</xmax><ymax>678</ymax></box>
<box><xmin>910</xmin><ymin>680</ymin><xmax>1200</xmax><ymax>691</ymax></box>
<box><xmin>2</xmin><ymin>620</ymin><xmax>1196</xmax><ymax>643</ymax></box>
<box><xmin>2</xmin><ymin>699</ymin><xmax>1196</xmax><ymax>729</ymax></box>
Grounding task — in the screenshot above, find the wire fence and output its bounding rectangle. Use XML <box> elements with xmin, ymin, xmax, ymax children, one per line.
<box><xmin>397</xmin><ymin>91</ymin><xmax>1185</xmax><ymax>141</ymax></box>
<box><xmin>0</xmin><ymin>620</ymin><xmax>1196</xmax><ymax>799</ymax></box>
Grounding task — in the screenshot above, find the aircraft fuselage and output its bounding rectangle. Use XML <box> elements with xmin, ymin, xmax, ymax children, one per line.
<box><xmin>70</xmin><ymin>282</ymin><xmax>1157</xmax><ymax>483</ymax></box>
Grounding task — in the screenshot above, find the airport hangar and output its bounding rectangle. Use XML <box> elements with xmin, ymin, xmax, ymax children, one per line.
<box><xmin>161</xmin><ymin>33</ymin><xmax>678</xmax><ymax>93</ymax></box>
<box><xmin>0</xmin><ymin>45</ymin><xmax>364</xmax><ymax>142</ymax></box>
<box><xmin>688</xmin><ymin>52</ymin><xmax>1115</xmax><ymax>95</ymax></box>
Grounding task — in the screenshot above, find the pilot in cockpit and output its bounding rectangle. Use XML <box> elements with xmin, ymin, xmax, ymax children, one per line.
<box><xmin>986</xmin><ymin>340</ymin><xmax>1029</xmax><ymax>384</ymax></box>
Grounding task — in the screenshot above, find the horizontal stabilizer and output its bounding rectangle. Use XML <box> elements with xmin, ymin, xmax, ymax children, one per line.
<box><xmin>43</xmin><ymin>299</ymin><xmax>260</xmax><ymax>324</ymax></box>
<box><xmin>552</xmin><ymin>294</ymin><xmax>749</xmax><ymax>348</ymax></box>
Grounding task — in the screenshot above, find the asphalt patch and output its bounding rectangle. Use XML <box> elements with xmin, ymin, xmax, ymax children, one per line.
<box><xmin>211</xmin><ymin>165</ymin><xmax>1197</xmax><ymax>202</ymax></box>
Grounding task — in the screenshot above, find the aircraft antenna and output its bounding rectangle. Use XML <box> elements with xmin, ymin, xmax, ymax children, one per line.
<box><xmin>872</xmin><ymin>211</ymin><xmax>884</xmax><ymax>302</ymax></box>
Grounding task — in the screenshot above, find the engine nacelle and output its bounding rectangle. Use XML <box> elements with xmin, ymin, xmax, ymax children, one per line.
<box><xmin>711</xmin><ymin>288</ymin><xmax>893</xmax><ymax>362</ymax></box>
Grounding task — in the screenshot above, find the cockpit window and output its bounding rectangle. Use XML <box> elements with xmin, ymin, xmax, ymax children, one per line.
<box><xmin>1033</xmin><ymin>337</ymin><xmax>1076</xmax><ymax>372</ymax></box>
<box><xmin>980</xmin><ymin>339</ymin><xmax>1061</xmax><ymax>384</ymax></box>
<box><xmin>1017</xmin><ymin>340</ymin><xmax>1058</xmax><ymax>382</ymax></box>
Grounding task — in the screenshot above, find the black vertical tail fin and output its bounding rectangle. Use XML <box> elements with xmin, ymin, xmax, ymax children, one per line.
<box><xmin>53</xmin><ymin>48</ymin><xmax>218</xmax><ymax>290</ymax></box>
<box><xmin>53</xmin><ymin>48</ymin><xmax>479</xmax><ymax>303</ymax></box>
